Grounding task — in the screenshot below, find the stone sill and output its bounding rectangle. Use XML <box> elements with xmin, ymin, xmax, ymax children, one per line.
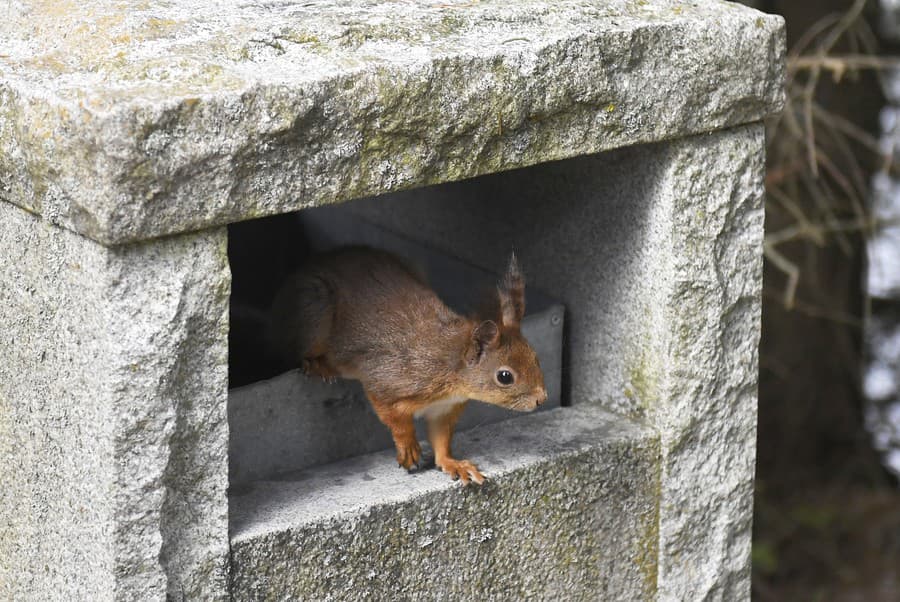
<box><xmin>228</xmin><ymin>405</ymin><xmax>653</xmax><ymax>540</ymax></box>
<box><xmin>229</xmin><ymin>404</ymin><xmax>661</xmax><ymax>599</ymax></box>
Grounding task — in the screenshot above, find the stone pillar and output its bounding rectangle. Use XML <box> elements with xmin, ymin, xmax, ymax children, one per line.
<box><xmin>0</xmin><ymin>1</ymin><xmax>784</xmax><ymax>599</ymax></box>
<box><xmin>0</xmin><ymin>204</ymin><xmax>230</xmax><ymax>601</ymax></box>
<box><xmin>654</xmin><ymin>126</ymin><xmax>765</xmax><ymax>600</ymax></box>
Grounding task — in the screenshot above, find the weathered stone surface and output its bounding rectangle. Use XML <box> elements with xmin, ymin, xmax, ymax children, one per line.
<box><xmin>347</xmin><ymin>123</ymin><xmax>765</xmax><ymax>599</ymax></box>
<box><xmin>0</xmin><ymin>0</ymin><xmax>783</xmax><ymax>244</ymax></box>
<box><xmin>655</xmin><ymin>126</ymin><xmax>764</xmax><ymax>601</ymax></box>
<box><xmin>230</xmin><ymin>405</ymin><xmax>661</xmax><ymax>601</ymax></box>
<box><xmin>0</xmin><ymin>203</ymin><xmax>230</xmax><ymax>601</ymax></box>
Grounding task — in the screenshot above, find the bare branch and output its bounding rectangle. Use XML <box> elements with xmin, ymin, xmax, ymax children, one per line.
<box><xmin>763</xmin><ymin>243</ymin><xmax>800</xmax><ymax>309</ymax></box>
<box><xmin>791</xmin><ymin>54</ymin><xmax>900</xmax><ymax>75</ymax></box>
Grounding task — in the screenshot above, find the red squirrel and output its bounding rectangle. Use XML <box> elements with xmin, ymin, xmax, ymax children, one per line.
<box><xmin>267</xmin><ymin>246</ymin><xmax>547</xmax><ymax>485</ymax></box>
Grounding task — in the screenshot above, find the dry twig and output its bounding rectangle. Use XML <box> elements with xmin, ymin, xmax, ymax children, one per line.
<box><xmin>765</xmin><ymin>0</ymin><xmax>897</xmax><ymax>311</ymax></box>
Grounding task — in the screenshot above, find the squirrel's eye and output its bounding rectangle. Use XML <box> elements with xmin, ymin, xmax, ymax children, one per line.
<box><xmin>496</xmin><ymin>369</ymin><xmax>515</xmax><ymax>386</ymax></box>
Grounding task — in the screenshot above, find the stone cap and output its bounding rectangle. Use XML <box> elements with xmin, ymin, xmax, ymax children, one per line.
<box><xmin>0</xmin><ymin>0</ymin><xmax>784</xmax><ymax>245</ymax></box>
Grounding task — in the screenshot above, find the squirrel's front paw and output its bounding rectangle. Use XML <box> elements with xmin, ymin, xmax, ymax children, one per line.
<box><xmin>437</xmin><ymin>458</ymin><xmax>485</xmax><ymax>485</ymax></box>
<box><xmin>395</xmin><ymin>438</ymin><xmax>422</xmax><ymax>471</ymax></box>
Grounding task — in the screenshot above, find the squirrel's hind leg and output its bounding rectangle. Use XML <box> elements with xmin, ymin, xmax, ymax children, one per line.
<box><xmin>269</xmin><ymin>273</ymin><xmax>337</xmax><ymax>376</ymax></box>
<box><xmin>302</xmin><ymin>356</ymin><xmax>340</xmax><ymax>383</ymax></box>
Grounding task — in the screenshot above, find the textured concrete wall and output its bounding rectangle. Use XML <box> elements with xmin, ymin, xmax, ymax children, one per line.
<box><xmin>350</xmin><ymin>124</ymin><xmax>765</xmax><ymax>599</ymax></box>
<box><xmin>0</xmin><ymin>204</ymin><xmax>230</xmax><ymax>601</ymax></box>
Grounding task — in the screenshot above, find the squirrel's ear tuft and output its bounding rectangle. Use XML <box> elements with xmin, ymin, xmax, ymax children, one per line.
<box><xmin>465</xmin><ymin>320</ymin><xmax>500</xmax><ymax>365</ymax></box>
<box><xmin>498</xmin><ymin>252</ymin><xmax>525</xmax><ymax>327</ymax></box>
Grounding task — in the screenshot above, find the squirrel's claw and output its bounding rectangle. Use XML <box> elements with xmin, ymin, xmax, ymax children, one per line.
<box><xmin>395</xmin><ymin>439</ymin><xmax>422</xmax><ymax>471</ymax></box>
<box><xmin>302</xmin><ymin>356</ymin><xmax>339</xmax><ymax>383</ymax></box>
<box><xmin>437</xmin><ymin>458</ymin><xmax>485</xmax><ymax>486</ymax></box>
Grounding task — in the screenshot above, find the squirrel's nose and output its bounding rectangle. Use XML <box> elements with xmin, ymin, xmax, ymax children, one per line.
<box><xmin>535</xmin><ymin>388</ymin><xmax>548</xmax><ymax>406</ymax></box>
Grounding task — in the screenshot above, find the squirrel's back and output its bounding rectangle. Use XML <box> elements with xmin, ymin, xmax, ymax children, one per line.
<box><xmin>267</xmin><ymin>246</ymin><xmax>467</xmax><ymax>398</ymax></box>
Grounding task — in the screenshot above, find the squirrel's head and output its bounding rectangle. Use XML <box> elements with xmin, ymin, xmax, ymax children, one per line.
<box><xmin>461</xmin><ymin>253</ymin><xmax>547</xmax><ymax>411</ymax></box>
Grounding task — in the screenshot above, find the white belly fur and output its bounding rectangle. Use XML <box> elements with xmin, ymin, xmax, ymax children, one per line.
<box><xmin>414</xmin><ymin>396</ymin><xmax>468</xmax><ymax>420</ymax></box>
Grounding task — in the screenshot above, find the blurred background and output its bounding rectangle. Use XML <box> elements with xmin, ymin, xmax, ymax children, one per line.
<box><xmin>742</xmin><ymin>0</ymin><xmax>900</xmax><ymax>599</ymax></box>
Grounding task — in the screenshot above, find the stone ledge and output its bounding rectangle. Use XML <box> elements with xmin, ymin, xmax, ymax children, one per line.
<box><xmin>229</xmin><ymin>405</ymin><xmax>660</xmax><ymax>600</ymax></box>
<box><xmin>0</xmin><ymin>0</ymin><xmax>784</xmax><ymax>244</ymax></box>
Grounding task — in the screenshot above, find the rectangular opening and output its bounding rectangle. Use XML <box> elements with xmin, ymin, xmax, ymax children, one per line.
<box><xmin>226</xmin><ymin>142</ymin><xmax>668</xmax><ymax>487</ymax></box>
<box><xmin>227</xmin><ymin>199</ymin><xmax>566</xmax><ymax>486</ymax></box>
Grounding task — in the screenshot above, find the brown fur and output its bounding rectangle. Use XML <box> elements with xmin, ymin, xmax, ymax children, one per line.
<box><xmin>267</xmin><ymin>246</ymin><xmax>547</xmax><ymax>485</ymax></box>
